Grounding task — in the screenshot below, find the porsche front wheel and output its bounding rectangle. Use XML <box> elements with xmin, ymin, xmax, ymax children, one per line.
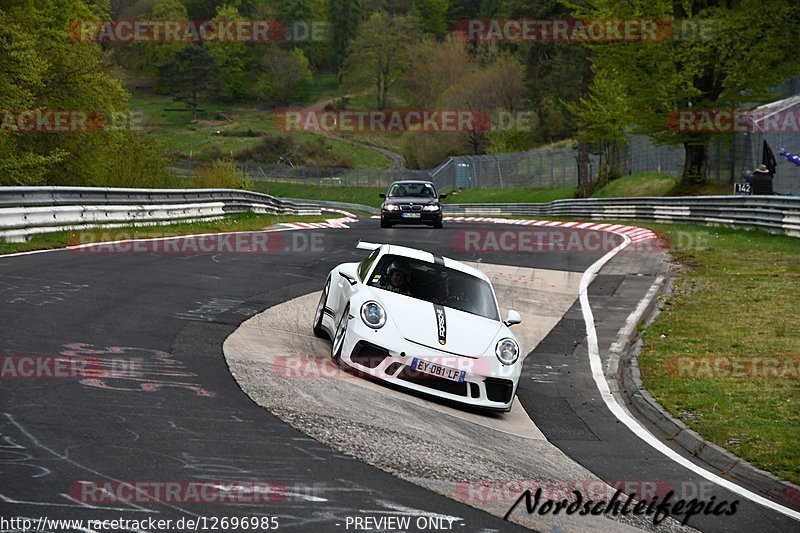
<box><xmin>331</xmin><ymin>303</ymin><xmax>350</xmax><ymax>362</ymax></box>
<box><xmin>312</xmin><ymin>276</ymin><xmax>330</xmax><ymax>339</ymax></box>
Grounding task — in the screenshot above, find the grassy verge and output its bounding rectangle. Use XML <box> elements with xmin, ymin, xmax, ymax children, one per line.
<box><xmin>250</xmin><ymin>182</ymin><xmax>385</xmax><ymax>207</ymax></box>
<box><xmin>299</xmin><ymin>73</ymin><xmax>340</xmax><ymax>105</ymax></box>
<box><xmin>591</xmin><ymin>172</ymin><xmax>679</xmax><ymax>198</ymax></box>
<box><xmin>495</xmin><ymin>216</ymin><xmax>797</xmax><ymax>483</ymax></box>
<box><xmin>239</xmin><ymin>172</ymin><xmax>734</xmax><ymax>207</ymax></box>
<box><xmin>128</xmin><ymin>90</ymin><xmax>389</xmax><ymax>168</ymax></box>
<box><xmin>634</xmin><ymin>224</ymin><xmax>799</xmax><ymax>484</ymax></box>
<box><xmin>0</xmin><ymin>212</ymin><xmax>330</xmax><ymax>256</ymax></box>
<box><xmin>668</xmin><ymin>181</ymin><xmax>733</xmax><ymax>196</ymax></box>
<box><xmin>448</xmin><ymin>187</ymin><xmax>576</xmax><ymax>204</ymax></box>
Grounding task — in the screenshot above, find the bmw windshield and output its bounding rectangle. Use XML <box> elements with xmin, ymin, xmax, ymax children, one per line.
<box><xmin>367</xmin><ymin>254</ymin><xmax>499</xmax><ymax>321</ymax></box>
<box><xmin>387</xmin><ymin>183</ymin><xmax>437</xmax><ymax>199</ymax></box>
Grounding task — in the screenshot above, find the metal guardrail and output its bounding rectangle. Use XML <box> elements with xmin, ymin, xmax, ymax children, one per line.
<box><xmin>443</xmin><ymin>195</ymin><xmax>800</xmax><ymax>238</ymax></box>
<box><xmin>0</xmin><ymin>187</ymin><xmax>323</xmax><ymax>242</ymax></box>
<box><xmin>3</xmin><ymin>188</ymin><xmax>798</xmax><ymax>242</ymax></box>
<box><xmin>278</xmin><ymin>198</ymin><xmax>380</xmax><ymax>215</ymax></box>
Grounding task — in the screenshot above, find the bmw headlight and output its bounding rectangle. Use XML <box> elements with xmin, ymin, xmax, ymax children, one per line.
<box><xmin>360</xmin><ymin>301</ymin><xmax>386</xmax><ymax>329</ymax></box>
<box><xmin>422</xmin><ymin>205</ymin><xmax>440</xmax><ymax>211</ymax></box>
<box><xmin>495</xmin><ymin>338</ymin><xmax>519</xmax><ymax>365</ymax></box>
<box><xmin>384</xmin><ymin>204</ymin><xmax>399</xmax><ymax>211</ymax></box>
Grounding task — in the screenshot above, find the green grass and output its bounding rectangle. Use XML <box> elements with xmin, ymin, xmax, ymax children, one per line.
<box><xmin>306</xmin><ymin>136</ymin><xmax>390</xmax><ymax>169</ymax></box>
<box><xmin>240</xmin><ymin>172</ymin><xmax>734</xmax><ymax>207</ymax></box>
<box><xmin>128</xmin><ymin>90</ymin><xmax>389</xmax><ymax>168</ymax></box>
<box><xmin>633</xmin><ymin>224</ymin><xmax>800</xmax><ymax>484</ymax></box>
<box><xmin>250</xmin><ymin>182</ymin><xmax>386</xmax><ymax>207</ymax></box>
<box><xmin>592</xmin><ymin>172</ymin><xmax>679</xmax><ymax>198</ymax></box>
<box><xmin>447</xmin><ymin>187</ymin><xmax>576</xmax><ymax>204</ymax></box>
<box><xmin>241</xmin><ymin>171</ymin><xmax>730</xmax><ymax>208</ymax></box>
<box><xmin>334</xmin><ymin>129</ymin><xmax>406</xmax><ymax>157</ymax></box>
<box><xmin>162</xmin><ymin>171</ymin><xmax>733</xmax><ymax>214</ymax></box>
<box><xmin>668</xmin><ymin>181</ymin><xmax>733</xmax><ymax>196</ymax></box>
<box><xmin>0</xmin><ymin>212</ymin><xmax>329</xmax><ymax>255</ymax></box>
<box><xmin>300</xmin><ymin>73</ymin><xmax>341</xmax><ymax>105</ymax></box>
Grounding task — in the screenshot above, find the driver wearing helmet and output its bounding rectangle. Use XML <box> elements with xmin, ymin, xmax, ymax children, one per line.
<box><xmin>382</xmin><ymin>261</ymin><xmax>411</xmax><ymax>295</ymax></box>
<box><xmin>446</xmin><ymin>276</ymin><xmax>471</xmax><ymax>307</ymax></box>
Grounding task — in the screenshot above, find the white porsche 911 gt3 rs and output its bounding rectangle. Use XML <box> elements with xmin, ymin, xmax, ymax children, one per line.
<box><xmin>312</xmin><ymin>241</ymin><xmax>524</xmax><ymax>412</ymax></box>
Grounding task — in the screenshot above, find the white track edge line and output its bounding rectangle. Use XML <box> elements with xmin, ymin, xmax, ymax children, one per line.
<box><xmin>580</xmin><ymin>235</ymin><xmax>800</xmax><ymax>522</ymax></box>
<box><xmin>0</xmin><ymin>218</ymin><xmax>352</xmax><ymax>259</ymax></box>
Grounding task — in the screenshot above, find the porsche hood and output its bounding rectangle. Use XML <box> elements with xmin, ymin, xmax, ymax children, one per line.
<box><xmin>374</xmin><ymin>290</ymin><xmax>502</xmax><ymax>357</ymax></box>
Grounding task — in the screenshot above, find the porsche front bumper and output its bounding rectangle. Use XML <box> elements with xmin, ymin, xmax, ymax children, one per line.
<box><xmin>338</xmin><ymin>317</ymin><xmax>520</xmax><ymax>412</ymax></box>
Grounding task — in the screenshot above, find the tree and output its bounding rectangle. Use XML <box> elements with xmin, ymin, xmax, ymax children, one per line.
<box><xmin>158</xmin><ymin>44</ymin><xmax>220</xmax><ymax>122</ymax></box>
<box><xmin>402</xmin><ymin>35</ymin><xmax>475</xmax><ymax>108</ymax></box>
<box><xmin>573</xmin><ymin>0</ymin><xmax>800</xmax><ymax>183</ymax></box>
<box><xmin>181</xmin><ymin>0</ymin><xmax>224</xmax><ymax>19</ymax></box>
<box><xmin>207</xmin><ymin>4</ymin><xmax>249</xmax><ymax>100</ymax></box>
<box><xmin>328</xmin><ymin>0</ymin><xmax>363</xmax><ymax>74</ymax></box>
<box><xmin>0</xmin><ymin>0</ymin><xmax>169</xmax><ymax>187</ymax></box>
<box><xmin>87</xmin><ymin>132</ymin><xmax>172</xmax><ymax>188</ymax></box>
<box><xmin>439</xmin><ymin>54</ymin><xmax>526</xmax><ymax>154</ymax></box>
<box><xmin>273</xmin><ymin>0</ymin><xmax>328</xmax><ymax>66</ymax></box>
<box><xmin>411</xmin><ymin>0</ymin><xmax>448</xmax><ymax>36</ymax></box>
<box><xmin>110</xmin><ymin>0</ymin><xmax>188</xmax><ymax>84</ymax></box>
<box><xmin>568</xmin><ymin>66</ymin><xmax>632</xmax><ymax>187</ymax></box>
<box><xmin>342</xmin><ymin>12</ymin><xmax>417</xmax><ymax>109</ymax></box>
<box><xmin>446</xmin><ymin>0</ymin><xmax>512</xmax><ymax>28</ymax></box>
<box><xmin>255</xmin><ymin>48</ymin><xmax>312</xmax><ymax>105</ymax></box>
<box><xmin>0</xmin><ymin>11</ymin><xmax>63</xmax><ymax>185</ymax></box>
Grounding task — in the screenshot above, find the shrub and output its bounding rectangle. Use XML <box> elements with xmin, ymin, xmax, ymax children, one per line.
<box><xmin>193</xmin><ymin>159</ymin><xmax>248</xmax><ymax>189</ymax></box>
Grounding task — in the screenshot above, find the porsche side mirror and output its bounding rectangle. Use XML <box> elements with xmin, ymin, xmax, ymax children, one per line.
<box><xmin>504</xmin><ymin>310</ymin><xmax>522</xmax><ymax>326</ymax></box>
<box><xmin>379</xmin><ymin>193</ymin><xmax>386</xmax><ymax>198</ymax></box>
<box><xmin>439</xmin><ymin>194</ymin><xmax>447</xmax><ymax>199</ymax></box>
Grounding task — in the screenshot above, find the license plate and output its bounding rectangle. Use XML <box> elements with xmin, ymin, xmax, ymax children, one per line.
<box><xmin>401</xmin><ymin>212</ymin><xmax>421</xmax><ymax>218</ymax></box>
<box><xmin>410</xmin><ymin>358</ymin><xmax>466</xmax><ymax>382</ymax></box>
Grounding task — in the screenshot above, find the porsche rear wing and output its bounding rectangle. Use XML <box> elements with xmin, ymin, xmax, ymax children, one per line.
<box><xmin>356</xmin><ymin>241</ymin><xmax>382</xmax><ymax>251</ymax></box>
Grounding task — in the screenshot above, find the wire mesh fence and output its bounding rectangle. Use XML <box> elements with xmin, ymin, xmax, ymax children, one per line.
<box><xmin>623</xmin><ymin>134</ymin><xmax>799</xmax><ymax>194</ymax></box>
<box><xmin>171</xmin><ymin>161</ymin><xmax>431</xmax><ymax>189</ymax></box>
<box><xmin>430</xmin><ymin>148</ymin><xmax>594</xmax><ymax>191</ymax></box>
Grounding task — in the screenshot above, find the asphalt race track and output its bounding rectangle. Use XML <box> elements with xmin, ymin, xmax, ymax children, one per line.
<box><xmin>0</xmin><ymin>217</ymin><xmax>797</xmax><ymax>532</ymax></box>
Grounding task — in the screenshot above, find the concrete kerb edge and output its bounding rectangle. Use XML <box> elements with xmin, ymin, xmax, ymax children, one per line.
<box><xmin>616</xmin><ymin>261</ymin><xmax>800</xmax><ymax>510</ymax></box>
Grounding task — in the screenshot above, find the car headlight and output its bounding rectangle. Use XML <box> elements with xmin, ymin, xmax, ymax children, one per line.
<box><xmin>360</xmin><ymin>301</ymin><xmax>386</xmax><ymax>329</ymax></box>
<box><xmin>384</xmin><ymin>204</ymin><xmax>399</xmax><ymax>211</ymax></box>
<box><xmin>422</xmin><ymin>205</ymin><xmax>440</xmax><ymax>211</ymax></box>
<box><xmin>495</xmin><ymin>338</ymin><xmax>519</xmax><ymax>365</ymax></box>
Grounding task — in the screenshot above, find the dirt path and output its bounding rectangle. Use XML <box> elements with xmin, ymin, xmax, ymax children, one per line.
<box><xmin>303</xmin><ymin>95</ymin><xmax>406</xmax><ymax>169</ymax></box>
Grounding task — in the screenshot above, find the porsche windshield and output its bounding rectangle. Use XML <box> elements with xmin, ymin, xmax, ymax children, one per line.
<box><xmin>387</xmin><ymin>183</ymin><xmax>437</xmax><ymax>198</ymax></box>
<box><xmin>367</xmin><ymin>254</ymin><xmax>499</xmax><ymax>321</ymax></box>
